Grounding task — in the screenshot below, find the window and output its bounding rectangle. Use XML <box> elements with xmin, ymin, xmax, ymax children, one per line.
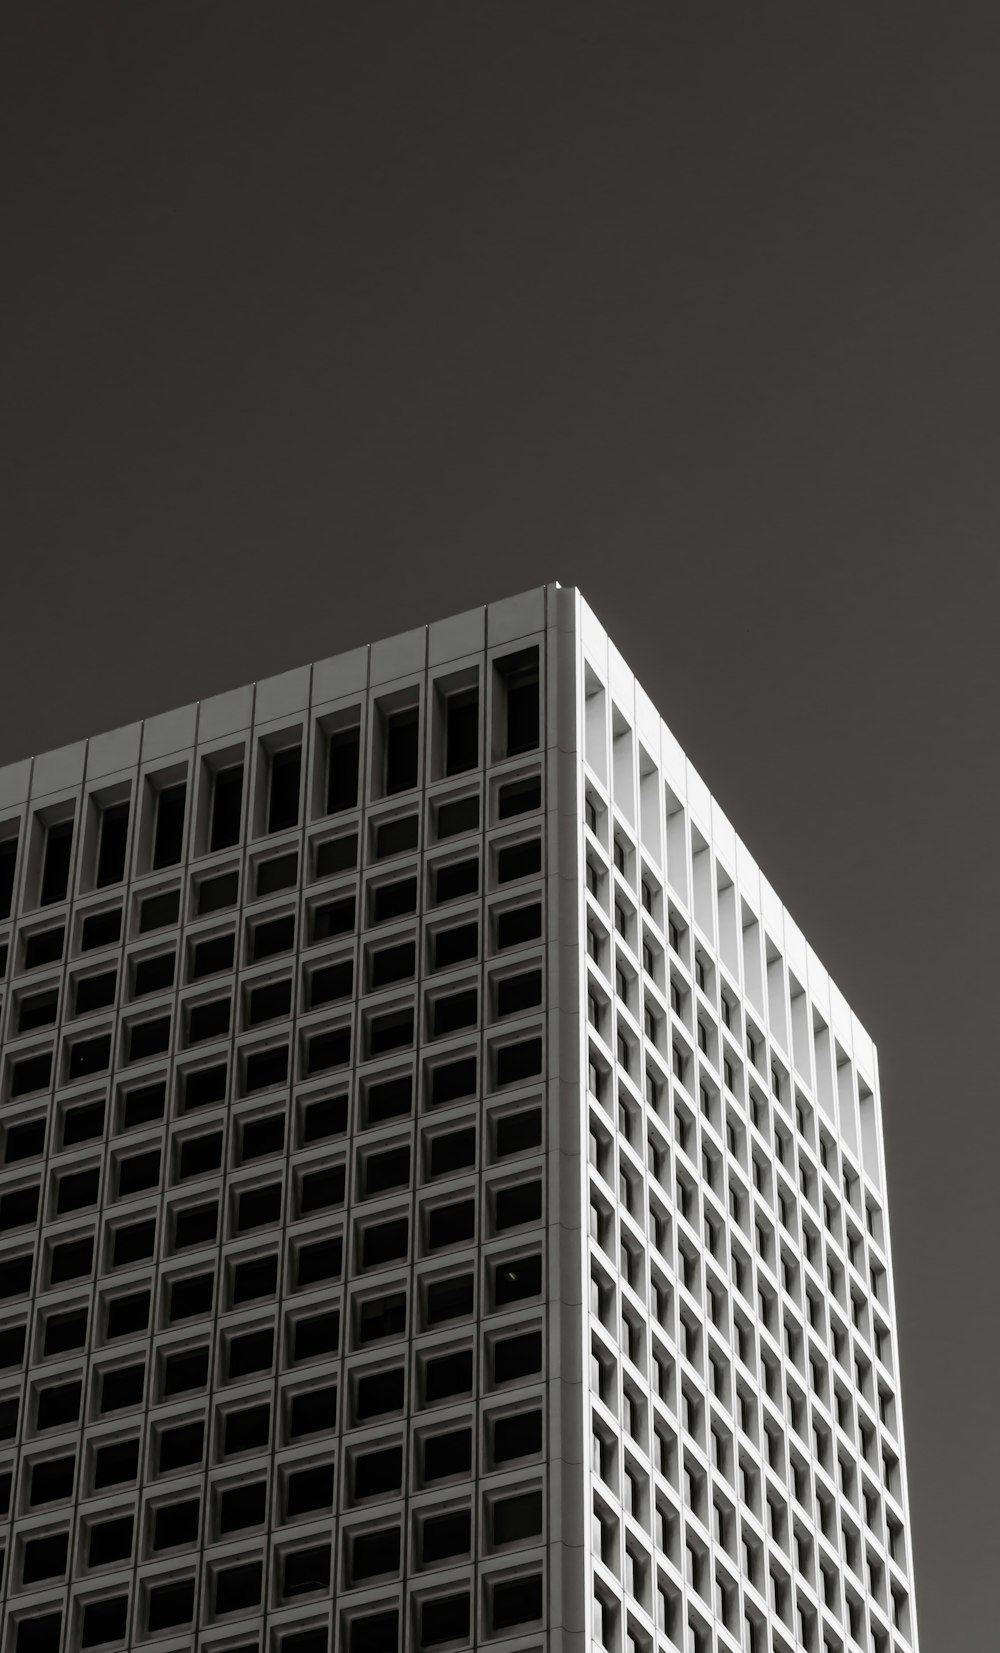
<box><xmin>384</xmin><ymin>706</ymin><xmax>419</xmax><ymax>794</ymax></box>
<box><xmin>496</xmin><ymin>647</ymin><xmax>540</xmax><ymax>757</ymax></box>
<box><xmin>268</xmin><ymin>745</ymin><xmax>302</xmax><ymax>833</ymax></box>
<box><xmin>96</xmin><ymin>800</ymin><xmax>130</xmax><ymax>887</ymax></box>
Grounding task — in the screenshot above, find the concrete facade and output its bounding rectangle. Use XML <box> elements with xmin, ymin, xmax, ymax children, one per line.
<box><xmin>0</xmin><ymin>586</ymin><xmax>916</xmax><ymax>1653</ymax></box>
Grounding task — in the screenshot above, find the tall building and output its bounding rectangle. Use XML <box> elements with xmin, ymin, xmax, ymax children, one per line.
<box><xmin>0</xmin><ymin>584</ymin><xmax>917</xmax><ymax>1653</ymax></box>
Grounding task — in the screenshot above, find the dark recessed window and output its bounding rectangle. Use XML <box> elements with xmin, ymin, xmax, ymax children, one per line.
<box><xmin>197</xmin><ymin>871</ymin><xmax>238</xmax><ymax>916</ymax></box>
<box><xmin>236</xmin><ymin>1182</ymin><xmax>281</xmax><ymax>1232</ymax></box>
<box><xmin>182</xmin><ymin>1062</ymin><xmax>227</xmax><ymax>1111</ymax></box>
<box><xmin>62</xmin><ymin>1096</ymin><xmax>106</xmax><ymax>1145</ymax></box>
<box><xmin>497</xmin><ymin>968</ymin><xmax>542</xmax><ymax>1017</ymax></box>
<box><xmin>429</xmin><ymin>1126</ymin><xmax>476</xmax><ymax>1178</ymax></box>
<box><xmin>295</xmin><ymin>1095</ymin><xmax>343</xmax><ymax>1153</ymax></box>
<box><xmin>40</xmin><ymin>819</ymin><xmax>73</xmax><ymax>906</ymax></box>
<box><xmin>87</xmin><ymin>1514</ymin><xmax>134</xmax><ymax>1568</ymax></box>
<box><xmin>218</xmin><ymin>1480</ymin><xmax>266</xmax><ymax>1534</ymax></box>
<box><xmin>434</xmin><ymin>857</ymin><xmax>478</xmax><ymax>904</ymax></box>
<box><xmin>424</xmin><ymin>1348</ymin><xmax>473</xmax><ymax>1404</ymax></box>
<box><xmin>364</xmin><ymin>1073</ymin><xmax>411</xmax><ymax>1126</ymax></box>
<box><xmin>21</xmin><ymin>1546</ymin><xmax>69</xmax><ymax>1600</ymax></box>
<box><xmin>421</xmin><ymin>1510</ymin><xmax>471</xmax><ymax>1565</ymax></box>
<box><xmin>127</xmin><ymin>1016</ymin><xmax>170</xmax><ymax>1063</ymax></box>
<box><xmin>35</xmin><ymin>1380</ymin><xmax>80</xmax><ymax>1432</ymax></box>
<box><xmin>172</xmin><ymin>1203</ymin><xmax>218</xmax><ymax>1252</ymax></box>
<box><xmin>18</xmin><ymin>988</ymin><xmax>58</xmax><ymax>1033</ymax></box>
<box><xmin>327</xmin><ymin>725</ymin><xmax>360</xmax><ymax>814</ymax></box>
<box><xmin>436</xmin><ymin>794</ymin><xmax>479</xmax><ymax>838</ymax></box>
<box><xmin>427</xmin><ymin>1199</ymin><xmax>475</xmax><ymax>1251</ymax></box>
<box><xmin>99</xmin><ymin>1363</ymin><xmax>144</xmax><ymax>1414</ymax></box>
<box><xmin>229</xmin><ymin>1252</ymin><xmax>277</xmax><ymax>1304</ymax></box>
<box><xmin>367</xmin><ymin>1007</ymin><xmax>414</xmax><ymax>1058</ymax></box>
<box><xmin>251</xmin><ymin>913</ymin><xmax>295</xmax><ymax>962</ymax></box>
<box><xmin>139</xmin><ymin>888</ymin><xmax>180</xmax><ymax>934</ymax></box>
<box><xmin>210</xmin><ymin>763</ymin><xmax>244</xmax><ymax>851</ymax></box>
<box><xmin>496</xmin><ymin>1036</ymin><xmax>542</xmax><ymax>1088</ymax></box>
<box><xmin>152</xmin><ymin>784</ymin><xmax>187</xmax><ymax>871</ymax></box>
<box><xmin>187</xmin><ymin>996</ymin><xmax>231</xmax><ymax>1043</ymax></box>
<box><xmin>355</xmin><ymin>1366</ymin><xmax>404</xmax><ymax>1420</ymax></box>
<box><xmin>311</xmin><ymin>894</ymin><xmax>355</xmax><ymax>942</ymax></box>
<box><xmin>10</xmin><ymin>1051</ymin><xmax>52</xmax><ymax>1098</ymax></box>
<box><xmin>157</xmin><ymin>1419</ymin><xmax>204</xmax><ymax>1472</ymax></box>
<box><xmin>256</xmin><ymin>851</ymin><xmax>298</xmax><ymax>897</ymax></box>
<box><xmin>426</xmin><ymin>1275</ymin><xmax>474</xmax><ymax>1325</ymax></box>
<box><xmin>295</xmin><ymin>1235</ymin><xmax>343</xmax><ymax>1288</ymax></box>
<box><xmin>74</xmin><ymin>970</ymin><xmax>117</xmax><ymax>1016</ymax></box>
<box><xmin>30</xmin><ymin>1453</ymin><xmax>75</xmax><ymax>1505</ymax></box>
<box><xmin>190</xmin><ymin>931</ymin><xmax>235</xmax><ymax>979</ymax></box>
<box><xmin>361</xmin><ymin>1217</ymin><xmax>408</xmax><ymax>1270</ymax></box>
<box><xmin>268</xmin><ymin>745</ymin><xmax>302</xmax><ymax>834</ymax></box>
<box><xmin>422</xmin><ymin>1592</ymin><xmax>471</xmax><ymax>1647</ymax></box>
<box><xmin>106</xmin><ymin>1289</ymin><xmax>150</xmax><ymax>1340</ymax></box>
<box><xmin>308</xmin><ymin>958</ymin><xmax>354</xmax><ymax>1007</ymax></box>
<box><xmin>227</xmin><ymin>1327</ymin><xmax>274</xmax><ymax>1381</ymax></box>
<box><xmin>358</xmin><ymin>1292</ymin><xmax>406</xmax><ymax>1344</ymax></box>
<box><xmin>432</xmin><ymin>988</ymin><xmax>477</xmax><ymax>1037</ymax></box>
<box><xmin>371</xmin><ymin>877</ymin><xmax>417</xmax><ymax>925</ymax></box>
<box><xmin>111</xmin><ymin>1217</ymin><xmax>156</xmax><ymax>1269</ymax></box>
<box><xmin>497</xmin><ymin>837</ymin><xmax>542</xmax><ymax>884</ymax></box>
<box><xmin>493</xmin><ymin>1573</ymin><xmax>543</xmax><ymax>1630</ymax></box>
<box><xmin>306</xmin><ymin>1026</ymin><xmax>351</xmax><ymax>1076</ymax></box>
<box><xmin>493</xmin><ymin>1329</ymin><xmax>542</xmax><ymax>1384</ymax></box>
<box><xmin>314</xmin><ymin>831</ymin><xmax>357</xmax><ymax>878</ymax></box>
<box><xmin>0</xmin><ymin>834</ymin><xmax>18</xmax><ymax>918</ymax></box>
<box><xmin>213</xmin><ymin>1559</ymin><xmax>264</xmax><ymax>1616</ymax></box>
<box><xmin>352</xmin><ymin>1443</ymin><xmax>402</xmax><ymax>1498</ymax></box>
<box><xmin>433</xmin><ymin>920</ymin><xmax>478</xmax><ymax>970</ymax></box>
<box><xmin>498</xmin><ymin>775</ymin><xmax>541</xmax><ymax>819</ymax></box>
<box><xmin>496</xmin><ymin>902</ymin><xmax>542</xmax><ymax>950</ymax></box>
<box><xmin>178</xmin><ymin>1129</ymin><xmax>223</xmax><ymax>1181</ymax></box>
<box><xmin>429</xmin><ymin>1055</ymin><xmax>477</xmax><ymax>1107</ymax></box>
<box><xmin>146</xmin><ymin>1577</ymin><xmax>195</xmax><ymax>1633</ymax></box>
<box><xmin>48</xmin><ymin>1236</ymin><xmax>92</xmax><ymax>1282</ymax></box>
<box><xmin>364</xmin><ymin>1145</ymin><xmax>410</xmax><ymax>1197</ymax></box>
<box><xmin>384</xmin><ymin>707</ymin><xmax>419</xmax><ymax>795</ymax></box>
<box><xmin>56</xmin><ymin>1165</ymin><xmax>100</xmax><ymax>1214</ymax></box>
<box><xmin>117</xmin><ymin>1147</ymin><xmax>160</xmax><ymax>1198</ymax></box>
<box><xmin>492</xmin><ymin>1407</ymin><xmax>542</xmax><ymax>1462</ymax></box>
<box><xmin>493</xmin><ymin>1254</ymin><xmax>542</xmax><ymax>1306</ymax></box>
<box><xmin>286</xmin><ymin>1461</ymin><xmax>334</xmax><ymax>1518</ymax></box>
<box><xmin>133</xmin><ymin>951</ymin><xmax>175</xmax><ymax>997</ymax></box>
<box><xmin>289</xmin><ymin>1381</ymin><xmax>338</xmax><ymax>1440</ymax></box>
<box><xmin>162</xmin><ymin>1345</ymin><xmax>209</xmax><ymax>1398</ymax></box>
<box><xmin>497</xmin><ymin>648</ymin><xmax>540</xmax><ymax>757</ymax></box>
<box><xmin>93</xmin><ymin>1436</ymin><xmax>139</xmax><ymax>1490</ymax></box>
<box><xmin>247</xmin><ymin>978</ymin><xmax>292</xmax><ymax>1025</ymax></box>
<box><xmin>495</xmin><ymin>1180</ymin><xmax>542</xmax><ymax>1230</ymax></box>
<box><xmin>375</xmin><ymin>814</ymin><xmax>418</xmax><ymax>859</ymax></box>
<box><xmin>0</xmin><ymin>1183</ymin><xmax>40</xmax><ymax>1230</ymax></box>
<box><xmin>24</xmin><ymin>927</ymin><xmax>64</xmax><ymax>972</ymax></box>
<box><xmin>4</xmin><ymin>1117</ymin><xmax>46</xmax><ymax>1163</ymax></box>
<box><xmin>368</xmin><ymin>940</ymin><xmax>415</xmax><ymax>990</ymax></box>
<box><xmin>152</xmin><ymin>1497</ymin><xmax>200</xmax><ymax>1551</ymax></box>
<box><xmin>96</xmin><ymin>801</ymin><xmax>130</xmax><ymax>888</ymax></box>
<box><xmin>445</xmin><ymin>688</ymin><xmax>479</xmax><ymax>775</ymax></box>
<box><xmin>495</xmin><ymin>1107</ymin><xmax>542</xmax><ymax>1159</ymax></box>
<box><xmin>240</xmin><ymin>1112</ymin><xmax>285</xmax><ymax>1162</ymax></box>
<box><xmin>81</xmin><ymin>907</ymin><xmax>121</xmax><ymax>951</ymax></box>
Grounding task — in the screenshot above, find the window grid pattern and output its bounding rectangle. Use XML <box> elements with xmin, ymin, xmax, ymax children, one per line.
<box><xmin>577</xmin><ymin>599</ymin><xmax>917</xmax><ymax>1653</ymax></box>
<box><xmin>0</xmin><ymin>599</ymin><xmax>555</xmax><ymax>1653</ymax></box>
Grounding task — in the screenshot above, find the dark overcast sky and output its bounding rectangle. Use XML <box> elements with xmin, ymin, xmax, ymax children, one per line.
<box><xmin>2</xmin><ymin>6</ymin><xmax>998</xmax><ymax>1643</ymax></box>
